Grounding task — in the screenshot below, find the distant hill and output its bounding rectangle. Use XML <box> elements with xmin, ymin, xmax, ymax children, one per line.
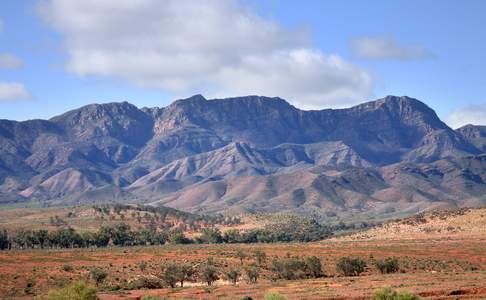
<box><xmin>337</xmin><ymin>207</ymin><xmax>486</xmax><ymax>240</ymax></box>
<box><xmin>0</xmin><ymin>95</ymin><xmax>485</xmax><ymax>219</ymax></box>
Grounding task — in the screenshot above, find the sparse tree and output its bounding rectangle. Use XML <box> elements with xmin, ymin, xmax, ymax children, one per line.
<box><xmin>176</xmin><ymin>263</ymin><xmax>194</xmax><ymax>287</ymax></box>
<box><xmin>254</xmin><ymin>249</ymin><xmax>266</xmax><ymax>265</ymax></box>
<box><xmin>0</xmin><ymin>230</ymin><xmax>10</xmax><ymax>250</ymax></box>
<box><xmin>224</xmin><ymin>268</ymin><xmax>241</xmax><ymax>285</ymax></box>
<box><xmin>245</xmin><ymin>265</ymin><xmax>259</xmax><ymax>284</ymax></box>
<box><xmin>236</xmin><ymin>249</ymin><xmax>246</xmax><ymax>265</ymax></box>
<box><xmin>201</xmin><ymin>264</ymin><xmax>219</xmax><ymax>286</ymax></box>
<box><xmin>160</xmin><ymin>263</ymin><xmax>179</xmax><ymax>288</ymax></box>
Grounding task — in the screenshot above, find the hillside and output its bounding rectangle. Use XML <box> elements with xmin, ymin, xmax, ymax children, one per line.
<box><xmin>0</xmin><ymin>204</ymin><xmax>245</xmax><ymax>236</ymax></box>
<box><xmin>0</xmin><ymin>95</ymin><xmax>485</xmax><ymax>219</ymax></box>
<box><xmin>337</xmin><ymin>207</ymin><xmax>486</xmax><ymax>240</ymax></box>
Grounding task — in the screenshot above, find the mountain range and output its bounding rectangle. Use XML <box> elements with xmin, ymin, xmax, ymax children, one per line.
<box><xmin>1</xmin><ymin>95</ymin><xmax>485</xmax><ymax>219</ymax></box>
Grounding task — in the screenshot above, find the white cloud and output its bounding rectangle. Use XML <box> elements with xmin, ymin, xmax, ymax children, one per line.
<box><xmin>0</xmin><ymin>53</ymin><xmax>24</xmax><ymax>69</ymax></box>
<box><xmin>446</xmin><ymin>104</ymin><xmax>486</xmax><ymax>129</ymax></box>
<box><xmin>38</xmin><ymin>0</ymin><xmax>373</xmax><ymax>108</ymax></box>
<box><xmin>351</xmin><ymin>36</ymin><xmax>432</xmax><ymax>60</ymax></box>
<box><xmin>0</xmin><ymin>82</ymin><xmax>32</xmax><ymax>101</ymax></box>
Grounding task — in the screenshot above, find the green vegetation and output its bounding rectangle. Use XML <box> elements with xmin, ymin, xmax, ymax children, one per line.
<box><xmin>336</xmin><ymin>257</ymin><xmax>366</xmax><ymax>276</ymax></box>
<box><xmin>160</xmin><ymin>262</ymin><xmax>194</xmax><ymax>288</ymax></box>
<box><xmin>224</xmin><ymin>267</ymin><xmax>241</xmax><ymax>284</ymax></box>
<box><xmin>375</xmin><ymin>258</ymin><xmax>400</xmax><ymax>274</ymax></box>
<box><xmin>0</xmin><ymin>218</ymin><xmax>335</xmax><ymax>250</ymax></box>
<box><xmin>141</xmin><ymin>296</ymin><xmax>166</xmax><ymax>300</ymax></box>
<box><xmin>89</xmin><ymin>267</ymin><xmax>108</xmax><ymax>285</ymax></box>
<box><xmin>245</xmin><ymin>265</ymin><xmax>259</xmax><ymax>283</ymax></box>
<box><xmin>271</xmin><ymin>256</ymin><xmax>323</xmax><ymax>280</ymax></box>
<box><xmin>254</xmin><ymin>249</ymin><xmax>267</xmax><ymax>265</ymax></box>
<box><xmin>305</xmin><ymin>256</ymin><xmax>323</xmax><ymax>278</ymax></box>
<box><xmin>0</xmin><ymin>229</ymin><xmax>10</xmax><ymax>250</ymax></box>
<box><xmin>372</xmin><ymin>287</ymin><xmax>420</xmax><ymax>300</ymax></box>
<box><xmin>44</xmin><ymin>281</ymin><xmax>97</xmax><ymax>300</ymax></box>
<box><xmin>201</xmin><ymin>263</ymin><xmax>219</xmax><ymax>286</ymax></box>
<box><xmin>160</xmin><ymin>263</ymin><xmax>179</xmax><ymax>288</ymax></box>
<box><xmin>264</xmin><ymin>292</ymin><xmax>288</xmax><ymax>300</ymax></box>
<box><xmin>61</xmin><ymin>264</ymin><xmax>74</xmax><ymax>272</ymax></box>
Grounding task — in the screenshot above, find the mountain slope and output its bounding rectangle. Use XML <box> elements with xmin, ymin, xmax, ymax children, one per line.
<box><xmin>0</xmin><ymin>94</ymin><xmax>484</xmax><ymax>218</ymax></box>
<box><xmin>456</xmin><ymin>124</ymin><xmax>486</xmax><ymax>152</ymax></box>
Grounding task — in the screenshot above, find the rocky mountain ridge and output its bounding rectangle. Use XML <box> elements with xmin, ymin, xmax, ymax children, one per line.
<box><xmin>0</xmin><ymin>95</ymin><xmax>484</xmax><ymax>218</ymax></box>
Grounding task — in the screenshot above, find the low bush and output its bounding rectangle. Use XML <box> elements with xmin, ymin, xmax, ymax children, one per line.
<box><xmin>372</xmin><ymin>287</ymin><xmax>420</xmax><ymax>300</ymax></box>
<box><xmin>271</xmin><ymin>256</ymin><xmax>323</xmax><ymax>280</ymax></box>
<box><xmin>245</xmin><ymin>265</ymin><xmax>259</xmax><ymax>283</ymax></box>
<box><xmin>45</xmin><ymin>281</ymin><xmax>97</xmax><ymax>300</ymax></box>
<box><xmin>89</xmin><ymin>267</ymin><xmax>108</xmax><ymax>285</ymax></box>
<box><xmin>141</xmin><ymin>296</ymin><xmax>166</xmax><ymax>300</ymax></box>
<box><xmin>264</xmin><ymin>292</ymin><xmax>288</xmax><ymax>300</ymax></box>
<box><xmin>305</xmin><ymin>256</ymin><xmax>323</xmax><ymax>278</ymax></box>
<box><xmin>271</xmin><ymin>257</ymin><xmax>307</xmax><ymax>280</ymax></box>
<box><xmin>224</xmin><ymin>268</ymin><xmax>241</xmax><ymax>284</ymax></box>
<box><xmin>336</xmin><ymin>257</ymin><xmax>366</xmax><ymax>276</ymax></box>
<box><xmin>138</xmin><ymin>261</ymin><xmax>148</xmax><ymax>271</ymax></box>
<box><xmin>61</xmin><ymin>264</ymin><xmax>74</xmax><ymax>272</ymax></box>
<box><xmin>375</xmin><ymin>258</ymin><xmax>400</xmax><ymax>274</ymax></box>
<box><xmin>254</xmin><ymin>249</ymin><xmax>267</xmax><ymax>265</ymax></box>
<box><xmin>127</xmin><ymin>276</ymin><xmax>163</xmax><ymax>290</ymax></box>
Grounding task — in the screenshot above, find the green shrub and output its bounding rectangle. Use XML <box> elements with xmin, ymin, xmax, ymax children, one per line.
<box><xmin>224</xmin><ymin>268</ymin><xmax>241</xmax><ymax>284</ymax></box>
<box><xmin>127</xmin><ymin>276</ymin><xmax>162</xmax><ymax>290</ymax></box>
<box><xmin>305</xmin><ymin>256</ymin><xmax>323</xmax><ymax>278</ymax></box>
<box><xmin>245</xmin><ymin>265</ymin><xmax>259</xmax><ymax>283</ymax></box>
<box><xmin>61</xmin><ymin>264</ymin><xmax>74</xmax><ymax>272</ymax></box>
<box><xmin>264</xmin><ymin>292</ymin><xmax>288</xmax><ymax>300</ymax></box>
<box><xmin>372</xmin><ymin>287</ymin><xmax>420</xmax><ymax>300</ymax></box>
<box><xmin>89</xmin><ymin>267</ymin><xmax>108</xmax><ymax>285</ymax></box>
<box><xmin>236</xmin><ymin>249</ymin><xmax>246</xmax><ymax>264</ymax></box>
<box><xmin>271</xmin><ymin>257</ymin><xmax>307</xmax><ymax>280</ymax></box>
<box><xmin>336</xmin><ymin>257</ymin><xmax>366</xmax><ymax>276</ymax></box>
<box><xmin>24</xmin><ymin>278</ymin><xmax>36</xmax><ymax>295</ymax></box>
<box><xmin>141</xmin><ymin>296</ymin><xmax>166</xmax><ymax>300</ymax></box>
<box><xmin>254</xmin><ymin>249</ymin><xmax>267</xmax><ymax>265</ymax></box>
<box><xmin>45</xmin><ymin>281</ymin><xmax>97</xmax><ymax>300</ymax></box>
<box><xmin>375</xmin><ymin>258</ymin><xmax>400</xmax><ymax>274</ymax></box>
<box><xmin>138</xmin><ymin>261</ymin><xmax>148</xmax><ymax>271</ymax></box>
<box><xmin>168</xmin><ymin>231</ymin><xmax>193</xmax><ymax>244</ymax></box>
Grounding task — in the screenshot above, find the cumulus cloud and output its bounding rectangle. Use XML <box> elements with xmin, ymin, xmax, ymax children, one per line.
<box><xmin>0</xmin><ymin>82</ymin><xmax>32</xmax><ymax>101</ymax></box>
<box><xmin>0</xmin><ymin>53</ymin><xmax>24</xmax><ymax>69</ymax></box>
<box><xmin>38</xmin><ymin>0</ymin><xmax>372</xmax><ymax>108</ymax></box>
<box><xmin>351</xmin><ymin>36</ymin><xmax>432</xmax><ymax>60</ymax></box>
<box><xmin>446</xmin><ymin>104</ymin><xmax>486</xmax><ymax>129</ymax></box>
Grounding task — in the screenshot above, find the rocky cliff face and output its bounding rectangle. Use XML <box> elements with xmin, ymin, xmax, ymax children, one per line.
<box><xmin>0</xmin><ymin>95</ymin><xmax>484</xmax><ymax>217</ymax></box>
<box><xmin>456</xmin><ymin>124</ymin><xmax>486</xmax><ymax>152</ymax></box>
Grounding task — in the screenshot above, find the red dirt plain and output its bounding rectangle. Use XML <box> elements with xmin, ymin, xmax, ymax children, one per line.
<box><xmin>1</xmin><ymin>234</ymin><xmax>485</xmax><ymax>299</ymax></box>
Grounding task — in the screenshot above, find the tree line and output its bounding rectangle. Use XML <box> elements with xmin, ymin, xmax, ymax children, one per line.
<box><xmin>0</xmin><ymin>219</ymin><xmax>334</xmax><ymax>250</ymax></box>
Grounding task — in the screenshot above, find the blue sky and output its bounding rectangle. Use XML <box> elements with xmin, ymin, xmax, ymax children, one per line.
<box><xmin>0</xmin><ymin>0</ymin><xmax>485</xmax><ymax>128</ymax></box>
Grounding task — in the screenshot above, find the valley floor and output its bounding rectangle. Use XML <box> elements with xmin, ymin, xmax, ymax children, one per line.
<box><xmin>0</xmin><ymin>234</ymin><xmax>485</xmax><ymax>299</ymax></box>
